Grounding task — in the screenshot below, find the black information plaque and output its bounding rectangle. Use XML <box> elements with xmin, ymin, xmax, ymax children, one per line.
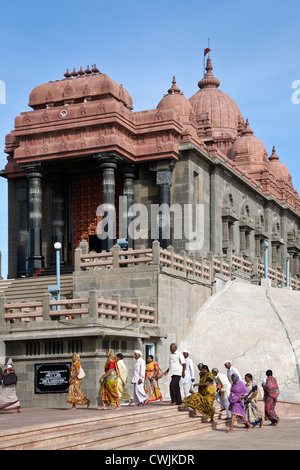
<box><xmin>35</xmin><ymin>362</ymin><xmax>71</xmax><ymax>394</ymax></box>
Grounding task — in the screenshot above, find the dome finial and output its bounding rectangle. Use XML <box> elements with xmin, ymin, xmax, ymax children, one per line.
<box><xmin>241</xmin><ymin>118</ymin><xmax>254</xmax><ymax>136</ymax></box>
<box><xmin>269</xmin><ymin>145</ymin><xmax>279</xmax><ymax>161</ymax></box>
<box><xmin>198</xmin><ymin>55</ymin><xmax>220</xmax><ymax>89</ymax></box>
<box><xmin>168</xmin><ymin>76</ymin><xmax>181</xmax><ymax>94</ymax></box>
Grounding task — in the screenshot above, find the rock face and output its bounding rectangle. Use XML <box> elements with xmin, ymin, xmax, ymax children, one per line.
<box><xmin>179</xmin><ymin>280</ymin><xmax>300</xmax><ymax>402</ymax></box>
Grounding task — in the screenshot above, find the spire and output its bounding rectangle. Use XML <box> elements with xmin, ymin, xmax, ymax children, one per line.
<box><xmin>241</xmin><ymin>118</ymin><xmax>254</xmax><ymax>136</ymax></box>
<box><xmin>198</xmin><ymin>56</ymin><xmax>220</xmax><ymax>89</ymax></box>
<box><xmin>168</xmin><ymin>76</ymin><xmax>181</xmax><ymax>94</ymax></box>
<box><xmin>269</xmin><ymin>145</ymin><xmax>279</xmax><ymax>161</ymax></box>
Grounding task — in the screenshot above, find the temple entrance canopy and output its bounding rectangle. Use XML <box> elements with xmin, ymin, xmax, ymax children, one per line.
<box><xmin>3</xmin><ymin>65</ymin><xmax>181</xmax><ymax>277</ymax></box>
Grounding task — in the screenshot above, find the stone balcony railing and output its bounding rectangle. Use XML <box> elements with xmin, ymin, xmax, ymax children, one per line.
<box><xmin>0</xmin><ymin>290</ymin><xmax>156</xmax><ymax>325</ymax></box>
<box><xmin>1</xmin><ymin>241</ymin><xmax>299</xmax><ymax>326</ymax></box>
<box><xmin>75</xmin><ymin>240</ymin><xmax>300</xmax><ymax>290</ymax></box>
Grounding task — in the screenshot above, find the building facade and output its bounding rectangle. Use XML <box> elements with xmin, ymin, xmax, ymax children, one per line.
<box><xmin>1</xmin><ymin>57</ymin><xmax>300</xmax><ymax>406</ymax></box>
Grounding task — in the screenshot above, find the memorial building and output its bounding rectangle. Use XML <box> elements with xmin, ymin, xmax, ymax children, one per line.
<box><xmin>1</xmin><ymin>56</ymin><xmax>300</xmax><ymax>406</ymax></box>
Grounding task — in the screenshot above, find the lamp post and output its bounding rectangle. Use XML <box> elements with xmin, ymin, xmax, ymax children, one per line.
<box><xmin>54</xmin><ymin>242</ymin><xmax>61</xmax><ymax>310</ymax></box>
<box><xmin>263</xmin><ymin>241</ymin><xmax>269</xmax><ymax>279</ymax></box>
<box><xmin>286</xmin><ymin>253</ymin><xmax>290</xmax><ymax>288</ymax></box>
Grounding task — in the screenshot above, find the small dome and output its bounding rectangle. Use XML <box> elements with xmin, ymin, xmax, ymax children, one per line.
<box><xmin>268</xmin><ymin>146</ymin><xmax>292</xmax><ymax>183</ymax></box>
<box><xmin>189</xmin><ymin>56</ymin><xmax>243</xmax><ymax>139</ymax></box>
<box><xmin>28</xmin><ymin>67</ymin><xmax>133</xmax><ymax>110</ymax></box>
<box><xmin>228</xmin><ymin>119</ymin><xmax>268</xmax><ymax>170</ymax></box>
<box><xmin>157</xmin><ymin>76</ymin><xmax>193</xmax><ymax>123</ymax></box>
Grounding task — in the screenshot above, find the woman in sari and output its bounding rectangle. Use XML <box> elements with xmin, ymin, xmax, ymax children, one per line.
<box><xmin>197</xmin><ymin>365</ymin><xmax>214</xmax><ymax>395</ymax></box>
<box><xmin>262</xmin><ymin>369</ymin><xmax>280</xmax><ymax>426</ymax></box>
<box><xmin>226</xmin><ymin>373</ymin><xmax>252</xmax><ymax>432</ymax></box>
<box><xmin>0</xmin><ymin>357</ymin><xmax>23</xmax><ymax>413</ymax></box>
<box><xmin>244</xmin><ymin>373</ymin><xmax>263</xmax><ymax>428</ymax></box>
<box><xmin>144</xmin><ymin>355</ymin><xmax>163</xmax><ymax>403</ymax></box>
<box><xmin>182</xmin><ymin>377</ymin><xmax>216</xmax><ymax>421</ymax></box>
<box><xmin>116</xmin><ymin>353</ymin><xmax>134</xmax><ymax>405</ymax></box>
<box><xmin>67</xmin><ymin>353</ymin><xmax>90</xmax><ymax>410</ymax></box>
<box><xmin>99</xmin><ymin>348</ymin><xmax>121</xmax><ymax>410</ymax></box>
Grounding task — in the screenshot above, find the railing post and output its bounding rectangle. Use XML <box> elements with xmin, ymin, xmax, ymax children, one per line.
<box><xmin>152</xmin><ymin>240</ymin><xmax>160</xmax><ymax>265</ymax></box>
<box><xmin>42</xmin><ymin>293</ymin><xmax>51</xmax><ymax>321</ymax></box>
<box><xmin>180</xmin><ymin>250</ymin><xmax>187</xmax><ymax>273</ymax></box>
<box><xmin>133</xmin><ymin>297</ymin><xmax>140</xmax><ymax>322</ymax></box>
<box><xmin>112</xmin><ymin>294</ymin><xmax>121</xmax><ymax>320</ymax></box>
<box><xmin>89</xmin><ymin>289</ymin><xmax>98</xmax><ymax>318</ymax></box>
<box><xmin>226</xmin><ymin>249</ymin><xmax>233</xmax><ymax>277</ymax></box>
<box><xmin>74</xmin><ymin>247</ymin><xmax>82</xmax><ymax>272</ymax></box>
<box><xmin>150</xmin><ymin>301</ymin><xmax>157</xmax><ymax>323</ymax></box>
<box><xmin>207</xmin><ymin>251</ymin><xmax>214</xmax><ymax>283</ymax></box>
<box><xmin>112</xmin><ymin>244</ymin><xmax>120</xmax><ymax>268</ymax></box>
<box><xmin>0</xmin><ymin>295</ymin><xmax>5</xmax><ymax>323</ymax></box>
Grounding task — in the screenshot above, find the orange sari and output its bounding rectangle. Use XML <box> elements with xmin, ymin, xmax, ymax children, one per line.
<box><xmin>67</xmin><ymin>354</ymin><xmax>89</xmax><ymax>406</ymax></box>
<box><xmin>144</xmin><ymin>361</ymin><xmax>162</xmax><ymax>402</ymax></box>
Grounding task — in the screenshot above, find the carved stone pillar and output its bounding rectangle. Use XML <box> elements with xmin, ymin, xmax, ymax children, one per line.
<box><xmin>96</xmin><ymin>153</ymin><xmax>122</xmax><ymax>251</ymax></box>
<box><xmin>50</xmin><ymin>176</ymin><xmax>65</xmax><ymax>264</ymax></box>
<box><xmin>121</xmin><ymin>163</ymin><xmax>137</xmax><ymax>249</ymax></box>
<box><xmin>25</xmin><ymin>165</ymin><xmax>44</xmax><ymax>274</ymax></box>
<box><xmin>150</xmin><ymin>160</ymin><xmax>175</xmax><ymax>249</ymax></box>
<box><xmin>16</xmin><ymin>183</ymin><xmax>28</xmax><ymax>277</ymax></box>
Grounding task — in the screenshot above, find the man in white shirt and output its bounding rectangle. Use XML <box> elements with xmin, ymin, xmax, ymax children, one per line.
<box><xmin>164</xmin><ymin>343</ymin><xmax>186</xmax><ymax>405</ymax></box>
<box><xmin>224</xmin><ymin>360</ymin><xmax>241</xmax><ymax>384</ymax></box>
<box><xmin>212</xmin><ymin>367</ymin><xmax>231</xmax><ymax>418</ymax></box>
<box><xmin>131</xmin><ymin>350</ymin><xmax>148</xmax><ymax>406</ymax></box>
<box><xmin>180</xmin><ymin>350</ymin><xmax>195</xmax><ymax>398</ymax></box>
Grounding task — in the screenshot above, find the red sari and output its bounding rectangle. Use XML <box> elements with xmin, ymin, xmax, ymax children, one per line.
<box><xmin>263</xmin><ymin>376</ymin><xmax>280</xmax><ymax>424</ymax></box>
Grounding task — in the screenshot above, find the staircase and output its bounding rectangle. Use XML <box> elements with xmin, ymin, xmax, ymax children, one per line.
<box><xmin>0</xmin><ymin>404</ymin><xmax>228</xmax><ymax>450</ymax></box>
<box><xmin>0</xmin><ymin>274</ymin><xmax>73</xmax><ymax>302</ymax></box>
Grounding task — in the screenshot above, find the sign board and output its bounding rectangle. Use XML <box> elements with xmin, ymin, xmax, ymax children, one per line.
<box><xmin>35</xmin><ymin>362</ymin><xmax>71</xmax><ymax>394</ymax></box>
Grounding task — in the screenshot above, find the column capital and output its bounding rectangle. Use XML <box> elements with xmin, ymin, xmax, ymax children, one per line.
<box><xmin>94</xmin><ymin>152</ymin><xmax>123</xmax><ymax>170</ymax></box>
<box><xmin>121</xmin><ymin>163</ymin><xmax>138</xmax><ymax>180</ymax></box>
<box><xmin>149</xmin><ymin>159</ymin><xmax>176</xmax><ymax>186</ymax></box>
<box><xmin>22</xmin><ymin>163</ymin><xmax>44</xmax><ymax>179</ymax></box>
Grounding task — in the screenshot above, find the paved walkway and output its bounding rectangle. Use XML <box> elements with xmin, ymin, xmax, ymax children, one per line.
<box><xmin>0</xmin><ymin>406</ymin><xmax>299</xmax><ymax>450</ymax></box>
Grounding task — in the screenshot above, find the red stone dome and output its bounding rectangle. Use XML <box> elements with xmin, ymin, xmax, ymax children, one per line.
<box><xmin>189</xmin><ymin>57</ymin><xmax>243</xmax><ymax>139</ymax></box>
<box><xmin>268</xmin><ymin>146</ymin><xmax>292</xmax><ymax>183</ymax></box>
<box><xmin>28</xmin><ymin>66</ymin><xmax>133</xmax><ymax>110</ymax></box>
<box><xmin>228</xmin><ymin>119</ymin><xmax>269</xmax><ymax>170</ymax></box>
<box><xmin>157</xmin><ymin>76</ymin><xmax>193</xmax><ymax>124</ymax></box>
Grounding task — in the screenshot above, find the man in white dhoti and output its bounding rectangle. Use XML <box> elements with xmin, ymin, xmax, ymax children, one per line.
<box><xmin>212</xmin><ymin>367</ymin><xmax>231</xmax><ymax>418</ymax></box>
<box><xmin>224</xmin><ymin>360</ymin><xmax>241</xmax><ymax>384</ymax></box>
<box><xmin>131</xmin><ymin>350</ymin><xmax>148</xmax><ymax>406</ymax></box>
<box><xmin>180</xmin><ymin>350</ymin><xmax>195</xmax><ymax>398</ymax></box>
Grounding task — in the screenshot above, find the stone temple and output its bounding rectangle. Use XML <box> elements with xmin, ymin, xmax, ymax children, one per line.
<box><xmin>0</xmin><ymin>56</ymin><xmax>299</xmax><ymax>408</ymax></box>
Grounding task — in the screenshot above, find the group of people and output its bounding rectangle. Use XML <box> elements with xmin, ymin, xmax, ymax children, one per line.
<box><xmin>162</xmin><ymin>344</ymin><xmax>280</xmax><ymax>432</ymax></box>
<box><xmin>67</xmin><ymin>349</ymin><xmax>163</xmax><ymax>411</ymax></box>
<box><xmin>1</xmin><ymin>349</ymin><xmax>281</xmax><ymax>435</ymax></box>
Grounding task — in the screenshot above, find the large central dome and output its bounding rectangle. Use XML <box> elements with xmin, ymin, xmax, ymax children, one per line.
<box><xmin>189</xmin><ymin>57</ymin><xmax>243</xmax><ymax>140</ymax></box>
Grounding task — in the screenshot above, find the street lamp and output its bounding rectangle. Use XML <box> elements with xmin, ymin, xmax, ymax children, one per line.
<box><xmin>54</xmin><ymin>242</ymin><xmax>61</xmax><ymax>310</ymax></box>
<box><xmin>263</xmin><ymin>241</ymin><xmax>269</xmax><ymax>279</ymax></box>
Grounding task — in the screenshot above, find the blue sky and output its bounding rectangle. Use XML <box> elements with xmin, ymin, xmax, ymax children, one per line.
<box><xmin>0</xmin><ymin>0</ymin><xmax>300</xmax><ymax>279</ymax></box>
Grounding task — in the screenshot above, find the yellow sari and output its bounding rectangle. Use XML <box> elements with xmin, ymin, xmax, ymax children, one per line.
<box><xmin>183</xmin><ymin>384</ymin><xmax>216</xmax><ymax>419</ymax></box>
<box><xmin>100</xmin><ymin>349</ymin><xmax>120</xmax><ymax>406</ymax></box>
<box><xmin>144</xmin><ymin>361</ymin><xmax>162</xmax><ymax>402</ymax></box>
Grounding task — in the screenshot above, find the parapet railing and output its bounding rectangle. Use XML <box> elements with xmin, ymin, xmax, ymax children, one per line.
<box><xmin>75</xmin><ymin>240</ymin><xmax>300</xmax><ymax>290</ymax></box>
<box><xmin>0</xmin><ymin>291</ymin><xmax>156</xmax><ymax>325</ymax></box>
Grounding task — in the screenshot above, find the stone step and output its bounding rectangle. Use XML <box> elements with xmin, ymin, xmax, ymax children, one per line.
<box><xmin>0</xmin><ymin>405</ymin><xmax>227</xmax><ymax>450</ymax></box>
<box><xmin>2</xmin><ymin>274</ymin><xmax>73</xmax><ymax>302</ymax></box>
<box><xmin>0</xmin><ymin>406</ymin><xmax>181</xmax><ymax>450</ymax></box>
